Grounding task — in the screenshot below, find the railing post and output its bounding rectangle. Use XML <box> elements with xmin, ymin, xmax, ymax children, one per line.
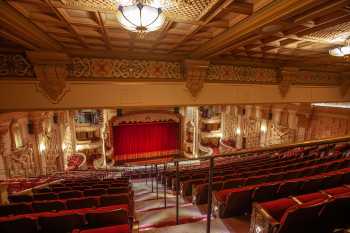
<box><xmin>175</xmin><ymin>160</ymin><xmax>179</xmax><ymax>225</ymax></box>
<box><xmin>151</xmin><ymin>164</ymin><xmax>154</xmax><ymax>193</ymax></box>
<box><xmin>206</xmin><ymin>157</ymin><xmax>214</xmax><ymax>233</ymax></box>
<box><xmin>156</xmin><ymin>164</ymin><xmax>158</xmax><ymax>199</ymax></box>
<box><xmin>145</xmin><ymin>165</ymin><xmax>148</xmax><ymax>185</ymax></box>
<box><xmin>164</xmin><ymin>163</ymin><xmax>167</xmax><ymax>208</ymax></box>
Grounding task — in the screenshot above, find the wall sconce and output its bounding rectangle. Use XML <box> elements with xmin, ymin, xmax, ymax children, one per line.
<box><xmin>235</xmin><ymin>127</ymin><xmax>241</xmax><ymax>135</ymax></box>
<box><xmin>39</xmin><ymin>142</ymin><xmax>46</xmax><ymax>153</ymax></box>
<box><xmin>260</xmin><ymin>122</ymin><xmax>267</xmax><ymax>133</ymax></box>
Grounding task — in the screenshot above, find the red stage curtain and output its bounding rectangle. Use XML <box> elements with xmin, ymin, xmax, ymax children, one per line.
<box><xmin>113</xmin><ymin>121</ymin><xmax>179</xmax><ymax>161</ymax></box>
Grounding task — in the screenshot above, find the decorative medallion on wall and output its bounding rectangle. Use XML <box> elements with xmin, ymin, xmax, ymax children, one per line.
<box><xmin>68</xmin><ymin>57</ymin><xmax>183</xmax><ymax>80</ymax></box>
<box><xmin>0</xmin><ymin>54</ymin><xmax>34</xmax><ymax>77</ymax></box>
<box><xmin>207</xmin><ymin>65</ymin><xmax>277</xmax><ymax>83</ymax></box>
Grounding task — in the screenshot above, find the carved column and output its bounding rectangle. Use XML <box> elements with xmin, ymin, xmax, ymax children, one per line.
<box><xmin>279</xmin><ymin>67</ymin><xmax>298</xmax><ymax>98</ymax></box>
<box><xmin>271</xmin><ymin>105</ymin><xmax>285</xmax><ymax>125</ymax></box>
<box><xmin>184</xmin><ymin>60</ymin><xmax>210</xmax><ymax>97</ymax></box>
<box><xmin>26</xmin><ymin>51</ymin><xmax>70</xmax><ymax>104</ymax></box>
<box><xmin>234</xmin><ymin>106</ymin><xmax>243</xmax><ymax>149</ymax></box>
<box><xmin>0</xmin><ymin>126</ymin><xmax>9</xmax><ymax>179</ymax></box>
<box><xmin>28</xmin><ymin>113</ymin><xmax>44</xmax><ymax>176</ymax></box>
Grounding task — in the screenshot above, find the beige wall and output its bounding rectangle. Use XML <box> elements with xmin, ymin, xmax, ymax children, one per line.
<box><xmin>0</xmin><ymin>81</ymin><xmax>349</xmax><ymax>110</ymax></box>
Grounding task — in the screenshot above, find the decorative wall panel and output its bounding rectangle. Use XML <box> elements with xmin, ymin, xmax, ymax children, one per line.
<box><xmin>207</xmin><ymin>65</ymin><xmax>277</xmax><ymax>83</ymax></box>
<box><xmin>0</xmin><ymin>54</ymin><xmax>34</xmax><ymax>78</ymax></box>
<box><xmin>292</xmin><ymin>71</ymin><xmax>340</xmax><ymax>85</ymax></box>
<box><xmin>68</xmin><ymin>57</ymin><xmax>183</xmax><ymax>80</ymax></box>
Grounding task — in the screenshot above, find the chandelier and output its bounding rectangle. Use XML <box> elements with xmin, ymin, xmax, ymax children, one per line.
<box><xmin>117</xmin><ymin>2</ymin><xmax>165</xmax><ymax>36</ymax></box>
<box><xmin>329</xmin><ymin>40</ymin><xmax>350</xmax><ymax>60</ymax></box>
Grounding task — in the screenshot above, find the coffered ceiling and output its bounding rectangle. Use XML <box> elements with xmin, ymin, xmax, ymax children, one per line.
<box><xmin>1</xmin><ymin>0</ymin><xmax>350</xmax><ymax>71</ymax></box>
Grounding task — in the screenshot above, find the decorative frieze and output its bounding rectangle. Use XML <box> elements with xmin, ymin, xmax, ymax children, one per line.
<box><xmin>207</xmin><ymin>65</ymin><xmax>277</xmax><ymax>83</ymax></box>
<box><xmin>0</xmin><ymin>54</ymin><xmax>34</xmax><ymax>77</ymax></box>
<box><xmin>68</xmin><ymin>57</ymin><xmax>183</xmax><ymax>80</ymax></box>
<box><xmin>292</xmin><ymin>71</ymin><xmax>340</xmax><ymax>85</ymax></box>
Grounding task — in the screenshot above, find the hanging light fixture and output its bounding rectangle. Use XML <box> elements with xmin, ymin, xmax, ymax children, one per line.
<box><xmin>116</xmin><ymin>1</ymin><xmax>165</xmax><ymax>37</ymax></box>
<box><xmin>329</xmin><ymin>39</ymin><xmax>350</xmax><ymax>60</ymax></box>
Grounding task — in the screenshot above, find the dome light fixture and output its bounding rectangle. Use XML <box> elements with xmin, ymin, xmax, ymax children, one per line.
<box><xmin>329</xmin><ymin>39</ymin><xmax>350</xmax><ymax>59</ymax></box>
<box><xmin>117</xmin><ymin>2</ymin><xmax>165</xmax><ymax>37</ymax></box>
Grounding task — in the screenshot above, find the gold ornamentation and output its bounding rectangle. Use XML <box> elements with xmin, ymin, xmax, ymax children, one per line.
<box><xmin>184</xmin><ymin>60</ymin><xmax>209</xmax><ymax>97</ymax></box>
<box><xmin>279</xmin><ymin>67</ymin><xmax>298</xmax><ymax>98</ymax></box>
<box><xmin>26</xmin><ymin>52</ymin><xmax>71</xmax><ymax>104</ymax></box>
<box><xmin>0</xmin><ymin>54</ymin><xmax>34</xmax><ymax>77</ymax></box>
<box><xmin>207</xmin><ymin>65</ymin><xmax>277</xmax><ymax>83</ymax></box>
<box><xmin>68</xmin><ymin>57</ymin><xmax>183</xmax><ymax>80</ymax></box>
<box><xmin>293</xmin><ymin>71</ymin><xmax>339</xmax><ymax>85</ymax></box>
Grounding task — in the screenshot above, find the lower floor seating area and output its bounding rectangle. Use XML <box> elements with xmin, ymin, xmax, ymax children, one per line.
<box><xmin>0</xmin><ymin>174</ymin><xmax>133</xmax><ymax>233</ymax></box>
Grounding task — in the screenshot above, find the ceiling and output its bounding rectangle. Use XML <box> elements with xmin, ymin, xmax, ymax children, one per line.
<box><xmin>1</xmin><ymin>0</ymin><xmax>350</xmax><ymax>71</ymax></box>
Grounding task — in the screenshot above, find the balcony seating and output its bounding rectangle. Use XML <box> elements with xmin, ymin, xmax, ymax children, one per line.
<box><xmin>249</xmin><ymin>186</ymin><xmax>350</xmax><ymax>233</ymax></box>
<box><xmin>33</xmin><ymin>192</ymin><xmax>58</xmax><ymax>201</ymax></box>
<box><xmin>0</xmin><ymin>203</ymin><xmax>33</xmax><ymax>216</ymax></box>
<box><xmin>83</xmin><ymin>188</ymin><xmax>107</xmax><ymax>197</ymax></box>
<box><xmin>85</xmin><ymin>209</ymin><xmax>129</xmax><ymax>229</ymax></box>
<box><xmin>74</xmin><ymin>224</ymin><xmax>130</xmax><ymax>233</ymax></box>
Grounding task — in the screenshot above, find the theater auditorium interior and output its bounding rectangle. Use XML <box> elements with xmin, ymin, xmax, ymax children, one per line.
<box><xmin>3</xmin><ymin>1</ymin><xmax>350</xmax><ymax>233</ymax></box>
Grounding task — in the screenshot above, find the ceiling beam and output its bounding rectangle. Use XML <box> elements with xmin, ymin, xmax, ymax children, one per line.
<box><xmin>190</xmin><ymin>0</ymin><xmax>322</xmax><ymax>59</ymax></box>
<box><xmin>0</xmin><ymin>29</ymin><xmax>38</xmax><ymax>50</ymax></box>
<box><xmin>0</xmin><ymin>0</ymin><xmax>62</xmax><ymax>50</ymax></box>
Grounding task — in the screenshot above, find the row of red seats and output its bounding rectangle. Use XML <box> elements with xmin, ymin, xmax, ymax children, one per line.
<box><xmin>192</xmin><ymin>155</ymin><xmax>349</xmax><ymax>204</ymax></box>
<box><xmin>1</xmin><ymin>193</ymin><xmax>130</xmax><ymax>217</ymax></box>
<box><xmin>164</xmin><ymin>148</ymin><xmax>330</xmax><ymax>190</ymax></box>
<box><xmin>250</xmin><ymin>185</ymin><xmax>350</xmax><ymax>233</ymax></box>
<box><xmin>212</xmin><ymin>166</ymin><xmax>350</xmax><ymax>218</ymax></box>
<box><xmin>0</xmin><ymin>205</ymin><xmax>130</xmax><ymax>233</ymax></box>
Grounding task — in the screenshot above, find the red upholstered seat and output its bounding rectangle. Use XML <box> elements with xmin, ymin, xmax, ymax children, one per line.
<box><xmin>0</xmin><ymin>217</ymin><xmax>37</xmax><ymax>233</ymax></box>
<box><xmin>85</xmin><ymin>209</ymin><xmax>129</xmax><ymax>229</ymax></box>
<box><xmin>76</xmin><ymin>224</ymin><xmax>130</xmax><ymax>233</ymax></box>
<box><xmin>323</xmin><ymin>186</ymin><xmax>350</xmax><ymax>196</ymax></box>
<box><xmin>294</xmin><ymin>192</ymin><xmax>328</xmax><ymax>203</ymax></box>
<box><xmin>277</xmin><ymin>199</ymin><xmax>328</xmax><ymax>233</ymax></box>
<box><xmin>32</xmin><ymin>200</ymin><xmax>66</xmax><ymax>213</ymax></box>
<box><xmin>39</xmin><ymin>213</ymin><xmax>85</xmax><ymax>233</ymax></box>
<box><xmin>222</xmin><ymin>178</ymin><xmax>245</xmax><ymax>189</ymax></box>
<box><xmin>33</xmin><ymin>192</ymin><xmax>58</xmax><ymax>201</ymax></box>
<box><xmin>260</xmin><ymin>198</ymin><xmax>296</xmax><ymax>221</ymax></box>
<box><xmin>8</xmin><ymin>195</ymin><xmax>33</xmax><ymax>203</ymax></box>
<box><xmin>276</xmin><ymin>180</ymin><xmax>301</xmax><ymax>198</ymax></box>
<box><xmin>252</xmin><ymin>182</ymin><xmax>280</xmax><ymax>203</ymax></box>
<box><xmin>59</xmin><ymin>190</ymin><xmax>83</xmax><ymax>199</ymax></box>
<box><xmin>299</xmin><ymin>176</ymin><xmax>325</xmax><ymax>194</ymax></box>
<box><xmin>107</xmin><ymin>187</ymin><xmax>129</xmax><ymax>195</ymax></box>
<box><xmin>99</xmin><ymin>194</ymin><xmax>129</xmax><ymax>207</ymax></box>
<box><xmin>84</xmin><ymin>188</ymin><xmax>106</xmax><ymax>197</ymax></box>
<box><xmin>322</xmin><ymin>173</ymin><xmax>343</xmax><ymax>189</ymax></box>
<box><xmin>0</xmin><ymin>203</ymin><xmax>33</xmax><ymax>216</ymax></box>
<box><xmin>66</xmin><ymin>197</ymin><xmax>99</xmax><ymax>210</ymax></box>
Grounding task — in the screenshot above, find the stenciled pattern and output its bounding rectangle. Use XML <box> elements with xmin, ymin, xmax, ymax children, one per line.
<box><xmin>207</xmin><ymin>65</ymin><xmax>278</xmax><ymax>83</ymax></box>
<box><xmin>0</xmin><ymin>54</ymin><xmax>34</xmax><ymax>77</ymax></box>
<box><xmin>68</xmin><ymin>57</ymin><xmax>183</xmax><ymax>80</ymax></box>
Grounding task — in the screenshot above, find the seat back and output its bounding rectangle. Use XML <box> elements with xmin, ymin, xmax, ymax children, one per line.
<box><xmin>100</xmin><ymin>194</ymin><xmax>129</xmax><ymax>207</ymax></box>
<box><xmin>278</xmin><ymin>200</ymin><xmax>327</xmax><ymax>233</ymax></box>
<box><xmin>299</xmin><ymin>177</ymin><xmax>324</xmax><ymax>194</ymax></box>
<box><xmin>8</xmin><ymin>194</ymin><xmax>33</xmax><ymax>203</ymax></box>
<box><xmin>39</xmin><ymin>213</ymin><xmax>84</xmax><ymax>233</ymax></box>
<box><xmin>223</xmin><ymin>178</ymin><xmax>244</xmax><ymax>189</ymax></box>
<box><xmin>277</xmin><ymin>181</ymin><xmax>301</xmax><ymax>198</ymax></box>
<box><xmin>107</xmin><ymin>187</ymin><xmax>129</xmax><ymax>195</ymax></box>
<box><xmin>252</xmin><ymin>183</ymin><xmax>280</xmax><ymax>203</ymax></box>
<box><xmin>66</xmin><ymin>197</ymin><xmax>99</xmax><ymax>209</ymax></box>
<box><xmin>84</xmin><ymin>188</ymin><xmax>106</xmax><ymax>197</ymax></box>
<box><xmin>33</xmin><ymin>192</ymin><xmax>58</xmax><ymax>201</ymax></box>
<box><xmin>59</xmin><ymin>190</ymin><xmax>83</xmax><ymax>199</ymax></box>
<box><xmin>0</xmin><ymin>217</ymin><xmax>37</xmax><ymax>233</ymax></box>
<box><xmin>32</xmin><ymin>200</ymin><xmax>66</xmax><ymax>212</ymax></box>
<box><xmin>221</xmin><ymin>188</ymin><xmax>253</xmax><ymax>218</ymax></box>
<box><xmin>0</xmin><ymin>203</ymin><xmax>33</xmax><ymax>216</ymax></box>
<box><xmin>85</xmin><ymin>209</ymin><xmax>129</xmax><ymax>228</ymax></box>
<box><xmin>322</xmin><ymin>173</ymin><xmax>343</xmax><ymax>189</ymax></box>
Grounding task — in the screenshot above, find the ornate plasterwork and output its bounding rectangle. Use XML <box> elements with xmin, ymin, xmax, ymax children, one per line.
<box><xmin>26</xmin><ymin>52</ymin><xmax>71</xmax><ymax>104</ymax></box>
<box><xmin>207</xmin><ymin>65</ymin><xmax>277</xmax><ymax>83</ymax></box>
<box><xmin>292</xmin><ymin>71</ymin><xmax>340</xmax><ymax>85</ymax></box>
<box><xmin>0</xmin><ymin>54</ymin><xmax>34</xmax><ymax>77</ymax></box>
<box><xmin>184</xmin><ymin>60</ymin><xmax>209</xmax><ymax>97</ymax></box>
<box><xmin>68</xmin><ymin>57</ymin><xmax>183</xmax><ymax>80</ymax></box>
